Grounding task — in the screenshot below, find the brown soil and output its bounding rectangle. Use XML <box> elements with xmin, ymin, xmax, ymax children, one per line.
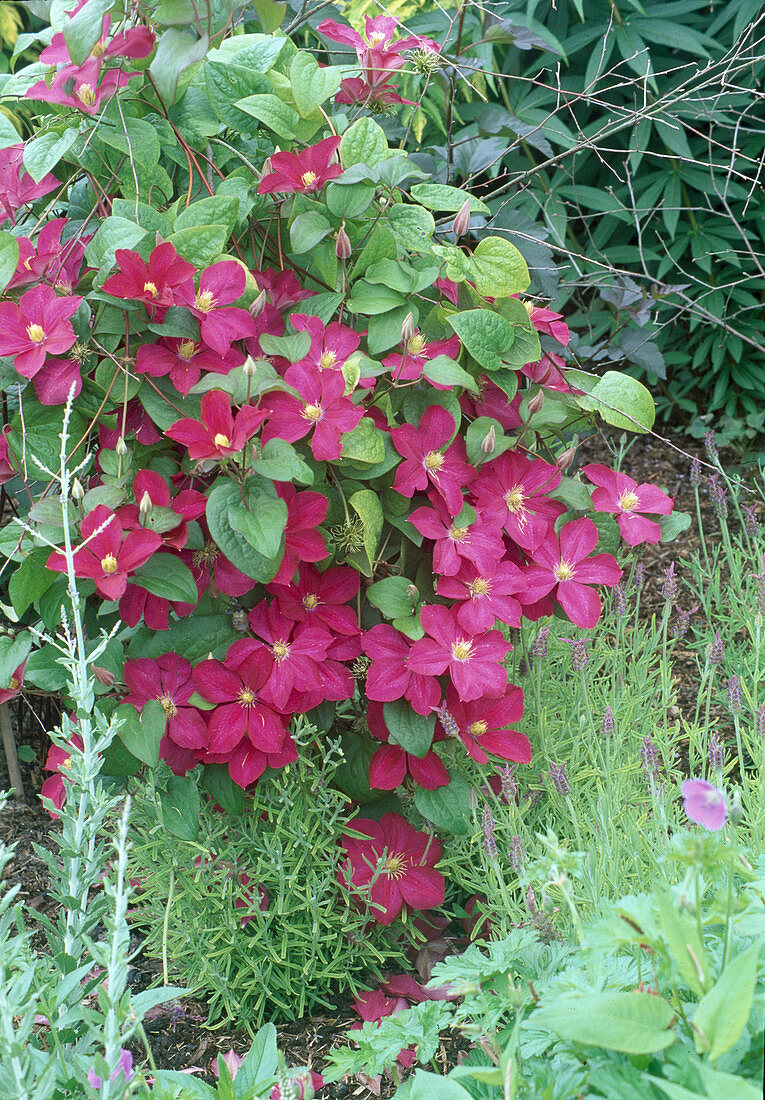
<box><xmin>0</xmin><ymin>426</ymin><xmax>753</xmax><ymax>1096</ymax></box>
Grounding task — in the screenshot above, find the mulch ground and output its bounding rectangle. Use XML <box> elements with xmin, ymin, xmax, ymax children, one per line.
<box><xmin>0</xmin><ymin>425</ymin><xmax>755</xmax><ymax>1096</ymax></box>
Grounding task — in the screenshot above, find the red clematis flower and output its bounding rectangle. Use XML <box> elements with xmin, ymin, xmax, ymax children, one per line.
<box><xmin>269</xmin><ymin>563</ymin><xmax>360</xmax><ymax>636</ymax></box>
<box><xmin>253</xmin><ymin>268</ymin><xmax>315</xmax><ymax>310</ymax></box>
<box><xmin>261</xmin><ymin>364</ymin><xmax>364</xmax><ymax>461</ymax></box>
<box><xmin>0</xmin><ymin>143</ymin><xmax>59</xmax><ymax>225</ymax></box>
<box><xmin>319</xmin><ymin>16</ymin><xmax>440</xmax><ymax>88</ymax></box>
<box><xmin>183</xmin><ymin>523</ymin><xmax>255</xmax><ymax>601</ymax></box>
<box><xmin>366</xmin><ymin>700</ymin><xmax>448</xmax><ymax>791</ymax></box>
<box><xmin>46</xmin><ymin>505</ymin><xmax>162</xmax><ymax>601</ymax></box>
<box><xmin>582</xmin><ymin>463</ymin><xmax>674</xmax><ymax>546</ymax></box>
<box><xmin>390</xmin><ymin>405</ymin><xmax>475</xmax><ymax>517</ymax></box>
<box><xmin>0</xmin><ymin>661</ymin><xmax>25</xmax><ymax>705</ymax></box>
<box><xmin>123</xmin><ymin>653</ymin><xmax>208</xmax><ymax>774</ymax></box>
<box><xmin>271</xmin><ymin>483</ymin><xmax>329</xmax><ymax>585</ymax></box>
<box><xmin>0</xmin><ymin>284</ymin><xmax>81</xmax><ymax>377</ymax></box>
<box><xmin>523</xmin><ymin>516</ymin><xmax>623</xmax><ymax>629</ymax></box>
<box><xmin>167</xmin><ymin>390</ymin><xmax>266</xmax><ymax>461</ymax></box>
<box><xmin>205</xmin><ymin>734</ymin><xmax>297</xmax><ymax>789</ymax></box>
<box><xmin>118</xmin><ymin>554</ymin><xmax>200</xmax><ymax>632</ymax></box>
<box><xmin>472</xmin><ymin>451</ymin><xmax>565</xmax><ymax>550</ymax></box>
<box><xmin>408</xmin><ymin>604</ymin><xmax>510</xmax><ymax>702</ymax></box>
<box><xmin>99</xmin><ymin>399</ymin><xmax>161</xmax><ymax>448</ymax></box>
<box><xmin>175</xmin><ymin>261</ymin><xmax>256</xmax><ymax>356</ymax></box>
<box><xmin>258</xmin><ymin>136</ymin><xmax>343</xmax><ymax>195</ymax></box>
<box><xmin>436</xmin><ymin>560</ymin><xmax>524</xmax><ymax>632</ymax></box>
<box><xmin>340</xmin><ymin>811</ymin><xmax>444</xmax><ymax>924</ymax></box>
<box><xmin>381</xmin><ymin>332</ymin><xmax>461</xmax><ymax>385</ymax></box>
<box><xmin>364</xmin><ymin>623</ymin><xmax>442</xmax><ymax>716</ymax></box>
<box><xmin>10</xmin><ymin>217</ymin><xmax>89</xmax><ymax>293</ymax></box>
<box><xmin>408</xmin><ymin>494</ymin><xmax>504</xmax><ymax>578</ymax></box>
<box><xmin>290</xmin><ymin>313</ymin><xmax>361</xmax><ymax>373</ymax></box>
<box><xmin>193</xmin><ymin>639</ymin><xmax>287</xmax><ymax>755</ymax></box>
<box><xmin>28</xmin><ymin>59</ymin><xmax>138</xmax><ymax>114</ymax></box>
<box><xmin>437</xmin><ymin>685</ymin><xmax>529</xmax><ymax>765</ymax></box>
<box><xmin>102</xmin><ymin>243</ymin><xmax>195</xmax><ymax>314</ymax></box>
<box><xmin>335</xmin><ymin>77</ymin><xmax>413</xmax><ymax>108</ymax></box>
<box><xmin>525</xmin><ymin>301</ymin><xmax>570</xmax><ymax>347</ymax></box>
<box><xmin>118</xmin><ymin>468</ymin><xmax>206</xmax><ymax>551</ymax></box>
<box><xmin>135</xmin><ymin>337</ymin><xmax>243</xmax><ymax>397</ymax></box>
<box><xmin>39</xmin><ymin>17</ymin><xmax>154</xmax><ymax>67</ymax></box>
<box><xmin>0</xmin><ymin>428</ymin><xmax>15</xmax><ymax>484</ymax></box>
<box><xmin>460</xmin><ymin>376</ymin><xmax>523</xmax><ymax>432</ymax></box>
<box><xmin>41</xmin><ymin>733</ymin><xmax>83</xmax><ymax>817</ymax></box>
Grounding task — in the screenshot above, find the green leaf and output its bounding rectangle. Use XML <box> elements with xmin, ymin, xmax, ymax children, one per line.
<box><xmin>131</xmin><ymin>555</ymin><xmax>199</xmax><ymax>605</ymax></box>
<box><xmin>468</xmin><ymin>237</ymin><xmax>530</xmax><ymax>297</ymax></box>
<box><xmin>414</xmin><ymin>773</ymin><xmax>471</xmax><ymax>834</ymax></box>
<box><xmin>201</xmin><ymin>764</ymin><xmax>245</xmax><ymax>816</ymax></box>
<box><xmin>448</xmin><ymin>310</ymin><xmax>515</xmax><ymax>372</ymax></box>
<box><xmin>570</xmin><ymin>369</ymin><xmax>656</xmax><ymax>433</ymax></box>
<box><xmin>204</xmin><ymin>59</ymin><xmax>272</xmax><ymax>129</ymax></box>
<box><xmin>250</xmin><ymin>438</ymin><xmax>314</xmax><ymax>485</ymax></box>
<box><xmin>174</xmin><ymin>195</ymin><xmax>240</xmax><ymax>235</ymax></box>
<box><xmin>349</xmin><ymin>489</ymin><xmax>383</xmax><ymax>575</ymax></box>
<box><xmin>131</xmin><ymin>614</ymin><xmax>238</xmax><ymax>663</ymax></box>
<box><xmin>22</xmin><ymin>128</ymin><xmax>78</xmax><ymax>183</ymax></box>
<box><xmin>656</xmin><ymin>889</ymin><xmax>710</xmax><ymax>997</ymax></box>
<box><xmin>410</xmin><ymin>184</ymin><xmax>489</xmax><ymax>215</ymax></box>
<box><xmin>658</xmin><ymin>512</ymin><xmax>691</xmax><ymax>543</ymax></box>
<box><xmin>235</xmin><ymin>93</ymin><xmax>300</xmax><ymax>139</ymax></box>
<box><xmin>0</xmin><ymin>232</ymin><xmax>19</xmax><ymax>295</ymax></box>
<box><xmin>531</xmin><ymin>991</ymin><xmax>676</xmax><ymax>1054</ymax></box>
<box><xmin>423</xmin><ymin>354</ymin><xmax>478</xmax><ymax>394</ymax></box>
<box><xmin>409</xmin><ymin>1072</ymin><xmax>473</xmax><ymax>1100</ymax></box>
<box><xmin>290</xmin><ymin>52</ymin><xmax>341</xmax><ymax>117</ymax></box>
<box><xmin>9</xmin><ymin>549</ymin><xmax>56</xmax><ymax>616</ymax></box>
<box><xmin>340</xmin><ymin>117</ymin><xmax>389</xmax><ymax>167</ymax></box>
<box><xmin>86</xmin><ymin>217</ymin><xmax>148</xmax><ymax>275</ymax></box>
<box><xmin>150</xmin><ymin>28</ymin><xmax>209</xmax><ymax>107</ymax></box>
<box><xmin>233</xmin><ymin>1023</ymin><xmax>279</xmax><ymax>1098</ymax></box>
<box><xmin>693</xmin><ymin>941</ymin><xmax>761</xmax><ymax>1060</ymax></box>
<box><xmin>367</xmin><ymin>576</ymin><xmax>417</xmax><ymax>620</ymax></box>
<box><xmin>259</xmin><ymin>331</ymin><xmax>311</xmax><ymax>362</ymax></box>
<box><xmin>388</xmin><ymin>204</ymin><xmax>435</xmax><ymax>251</ymax></box>
<box><xmin>206</xmin><ymin>478</ymin><xmax>282</xmax><ymax>582</ymax></box>
<box><xmin>168</xmin><ymin>224</ymin><xmax>231</xmax><ymax>268</ymax></box>
<box><xmin>383</xmin><ymin>701</ymin><xmax>435</xmax><ymax>759</ymax></box>
<box><xmin>326</xmin><ymin>181</ymin><xmax>374</xmax><ymax>219</ymax></box>
<box><xmin>289</xmin><ymin>211</ymin><xmax>333</xmax><ymax>254</ymax></box>
<box><xmin>465</xmin><ymin>417</ymin><xmax>515</xmax><ymax>466</ymax></box>
<box><xmin>63</xmin><ymin>0</ymin><xmax>114</xmax><ymax>65</ymax></box>
<box><xmin>0</xmin><ymin>633</ymin><xmax>32</xmax><ymax>689</ymax></box>
<box><xmin>346</xmin><ymin>280</ymin><xmax>406</xmax><ymax>315</ymax></box>
<box><xmin>160</xmin><ymin>775</ymin><xmax>200</xmax><ymax>840</ymax></box>
<box><xmin>229</xmin><ymin>493</ymin><xmax>288</xmax><ymax>560</ymax></box>
<box><xmin>207</xmin><ymin>33</ymin><xmax>286</xmax><ymax>72</ymax></box>
<box><xmin>341</xmin><ymin>418</ymin><xmax>386</xmax><ymax>465</ymax></box>
<box><xmin>116</xmin><ymin>701</ymin><xmax>165</xmax><ymax>769</ymax></box>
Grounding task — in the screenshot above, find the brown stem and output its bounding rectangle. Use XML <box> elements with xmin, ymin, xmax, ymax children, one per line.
<box><xmin>0</xmin><ymin>703</ymin><xmax>23</xmax><ymax>800</ymax></box>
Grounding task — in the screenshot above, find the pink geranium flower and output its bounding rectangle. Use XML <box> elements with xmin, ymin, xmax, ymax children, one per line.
<box><xmin>340</xmin><ymin>811</ymin><xmax>444</xmax><ymax>924</ymax></box>
<box><xmin>681</xmin><ymin>778</ymin><xmax>727</xmax><ymax>831</ymax></box>
<box><xmin>135</xmin><ymin>337</ymin><xmax>243</xmax><ymax>396</ymax></box>
<box><xmin>438</xmin><ymin>686</ymin><xmax>529</xmax><ymax>765</ymax></box>
<box><xmin>258</xmin><ymin>136</ymin><xmax>343</xmax><ymax>195</ymax></box>
<box><xmin>123</xmin><ymin>653</ymin><xmax>208</xmax><ymax>772</ymax></box>
<box><xmin>390</xmin><ymin>405</ymin><xmax>475</xmax><ymax>517</ymax></box>
<box><xmin>408</xmin><ymin>494</ymin><xmax>504</xmax><ymax>578</ymax></box>
<box><xmin>408</xmin><ymin>604</ymin><xmax>510</xmax><ymax>702</ymax></box>
<box><xmin>363</xmin><ymin>623</ymin><xmax>441</xmax><ymax>716</ymax></box>
<box><xmin>102</xmin><ymin>242</ymin><xmax>195</xmax><ymax>314</ymax></box>
<box><xmin>0</xmin><ymin>143</ymin><xmax>59</xmax><ymax>224</ymax></box>
<box><xmin>0</xmin><ymin>284</ymin><xmax>81</xmax><ymax>377</ymax></box>
<box><xmin>472</xmin><ymin>451</ymin><xmax>565</xmax><ymax>551</ymax></box>
<box><xmin>175</xmin><ymin>261</ymin><xmax>256</xmax><ymax>355</ymax></box>
<box><xmin>271</xmin><ymin>484</ymin><xmax>329</xmax><ymax>585</ymax></box>
<box><xmin>436</xmin><ymin>560</ymin><xmax>524</xmax><ymax>632</ymax></box>
<box><xmin>582</xmin><ymin>463</ymin><xmax>674</xmax><ymax>546</ymax></box>
<box><xmin>381</xmin><ymin>332</ymin><xmax>461</xmax><ymax>385</ymax></box>
<box><xmin>46</xmin><ymin>505</ymin><xmax>162</xmax><ymax>601</ymax></box>
<box><xmin>290</xmin><ymin>313</ymin><xmax>361</xmax><ymax>373</ymax></box>
<box><xmin>523</xmin><ymin>517</ymin><xmax>623</xmax><ymax>629</ymax></box>
<box><xmin>167</xmin><ymin>391</ymin><xmax>266</xmax><ymax>461</ymax></box>
<box><xmin>261</xmin><ymin>364</ymin><xmax>364</xmax><ymax>461</ymax></box>
<box><xmin>193</xmin><ymin>639</ymin><xmax>287</xmax><ymax>756</ymax></box>
<box><xmin>366</xmin><ymin>700</ymin><xmax>448</xmax><ymax>791</ymax></box>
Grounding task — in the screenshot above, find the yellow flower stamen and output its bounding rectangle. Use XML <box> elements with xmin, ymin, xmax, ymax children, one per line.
<box><xmin>424</xmin><ymin>451</ymin><xmax>444</xmax><ymax>471</ymax></box>
<box><xmin>470</xmin><ymin>578</ymin><xmax>491</xmax><ymax>596</ymax></box>
<box><xmin>26</xmin><ymin>323</ymin><xmax>45</xmax><ymax>344</ymax></box>
<box><xmin>100</xmin><ymin>554</ymin><xmax>119</xmax><ymax>575</ymax></box>
<box><xmin>302</xmin><ymin>404</ymin><xmax>323</xmax><ymax>421</ymax></box>
<box><xmin>554</xmin><ymin>560</ymin><xmax>575</xmax><ymax>581</ymax></box>
<box><xmin>195</xmin><ymin>290</ymin><xmax>216</xmax><ymax>312</ymax></box>
<box><xmin>303</xmin><ymin>594</ymin><xmax>320</xmax><ymax>610</ymax></box>
<box><xmin>301</xmin><ymin>171</ymin><xmax>317</xmax><ymax>189</ymax></box>
<box><xmin>619</xmin><ymin>490</ymin><xmax>640</xmax><ymax>512</ymax></box>
<box><xmin>451</xmin><ymin>639</ymin><xmax>473</xmax><ymax>661</ymax></box>
<box><xmin>76</xmin><ymin>84</ymin><xmax>97</xmax><ymax>106</ymax></box>
<box><xmin>319</xmin><ymin>350</ymin><xmax>337</xmax><ymax>370</ymax></box>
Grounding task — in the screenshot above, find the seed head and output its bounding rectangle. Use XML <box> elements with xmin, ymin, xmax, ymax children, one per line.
<box><xmin>408</xmin><ymin>46</ymin><xmax>443</xmax><ymax>74</ymax></box>
<box><xmin>231</xmin><ymin>609</ymin><xmax>249</xmax><ymax>633</ymax></box>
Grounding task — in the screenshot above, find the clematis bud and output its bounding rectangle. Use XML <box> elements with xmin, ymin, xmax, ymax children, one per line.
<box><xmin>93</xmin><ymin>665</ymin><xmax>115</xmax><ymax>687</ymax></box>
<box><xmin>556</xmin><ymin>444</ymin><xmax>577</xmax><ymax>470</ymax></box>
<box><xmin>71</xmin><ymin>477</ymin><xmax>85</xmax><ymax>503</ymax></box>
<box><xmin>138</xmin><ymin>491</ymin><xmax>152</xmax><ymax>516</ymax></box>
<box><xmin>481</xmin><ymin>425</ymin><xmax>496</xmax><ymax>455</ymax></box>
<box><xmin>452</xmin><ymin>198</ymin><xmax>471</xmax><ymax>239</ymax></box>
<box><xmin>401</xmin><ymin>312</ymin><xmax>416</xmax><ymax>344</ymax></box>
<box><xmin>526</xmin><ymin>390</ymin><xmax>544</xmax><ymax>417</ymax></box>
<box><xmin>406</xmin><ymin>583</ymin><xmax>419</xmax><ymax>602</ymax></box>
<box><xmin>115</xmin><ymin>436</ymin><xmax>128</xmax><ymax>456</ymax></box>
<box><xmin>335</xmin><ymin>224</ymin><xmax>352</xmax><ymax>260</ymax></box>
<box><xmin>242</xmin><ymin>356</ymin><xmax>256</xmax><ymax>377</ymax></box>
<box><xmin>249</xmin><ymin>289</ymin><xmax>267</xmax><ymax>318</ymax></box>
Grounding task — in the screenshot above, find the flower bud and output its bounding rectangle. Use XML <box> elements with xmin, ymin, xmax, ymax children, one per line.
<box><xmin>481</xmin><ymin>425</ymin><xmax>496</xmax><ymax>455</ymax></box>
<box><xmin>115</xmin><ymin>436</ymin><xmax>128</xmax><ymax>457</ymax></box>
<box><xmin>401</xmin><ymin>312</ymin><xmax>416</xmax><ymax>344</ymax></box>
<box><xmin>335</xmin><ymin>224</ymin><xmax>352</xmax><ymax>260</ymax></box>
<box><xmin>526</xmin><ymin>390</ymin><xmax>544</xmax><ymax>417</ymax></box>
<box><xmin>71</xmin><ymin>477</ymin><xmax>85</xmax><ymax>503</ymax></box>
<box><xmin>249</xmin><ymin>289</ymin><xmax>267</xmax><ymax>318</ymax></box>
<box><xmin>729</xmin><ymin>788</ymin><xmax>744</xmax><ymax>825</ymax></box>
<box><xmin>92</xmin><ymin>665</ymin><xmax>115</xmax><ymax>688</ymax></box>
<box><xmin>231</xmin><ymin>609</ymin><xmax>249</xmax><ymax>632</ymax></box>
<box><xmin>138</xmin><ymin>490</ymin><xmax>152</xmax><ymax>516</ymax></box>
<box><xmin>452</xmin><ymin>198</ymin><xmax>471</xmax><ymax>239</ymax></box>
<box><xmin>556</xmin><ymin>444</ymin><xmax>577</xmax><ymax>470</ymax></box>
<box><xmin>406</xmin><ymin>583</ymin><xmax>419</xmax><ymax>602</ymax></box>
<box><xmin>242</xmin><ymin>356</ymin><xmax>256</xmax><ymax>377</ymax></box>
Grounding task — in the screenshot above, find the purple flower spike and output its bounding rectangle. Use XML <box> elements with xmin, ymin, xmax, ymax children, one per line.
<box><xmin>681</xmin><ymin>778</ymin><xmax>727</xmax><ymax>831</ymax></box>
